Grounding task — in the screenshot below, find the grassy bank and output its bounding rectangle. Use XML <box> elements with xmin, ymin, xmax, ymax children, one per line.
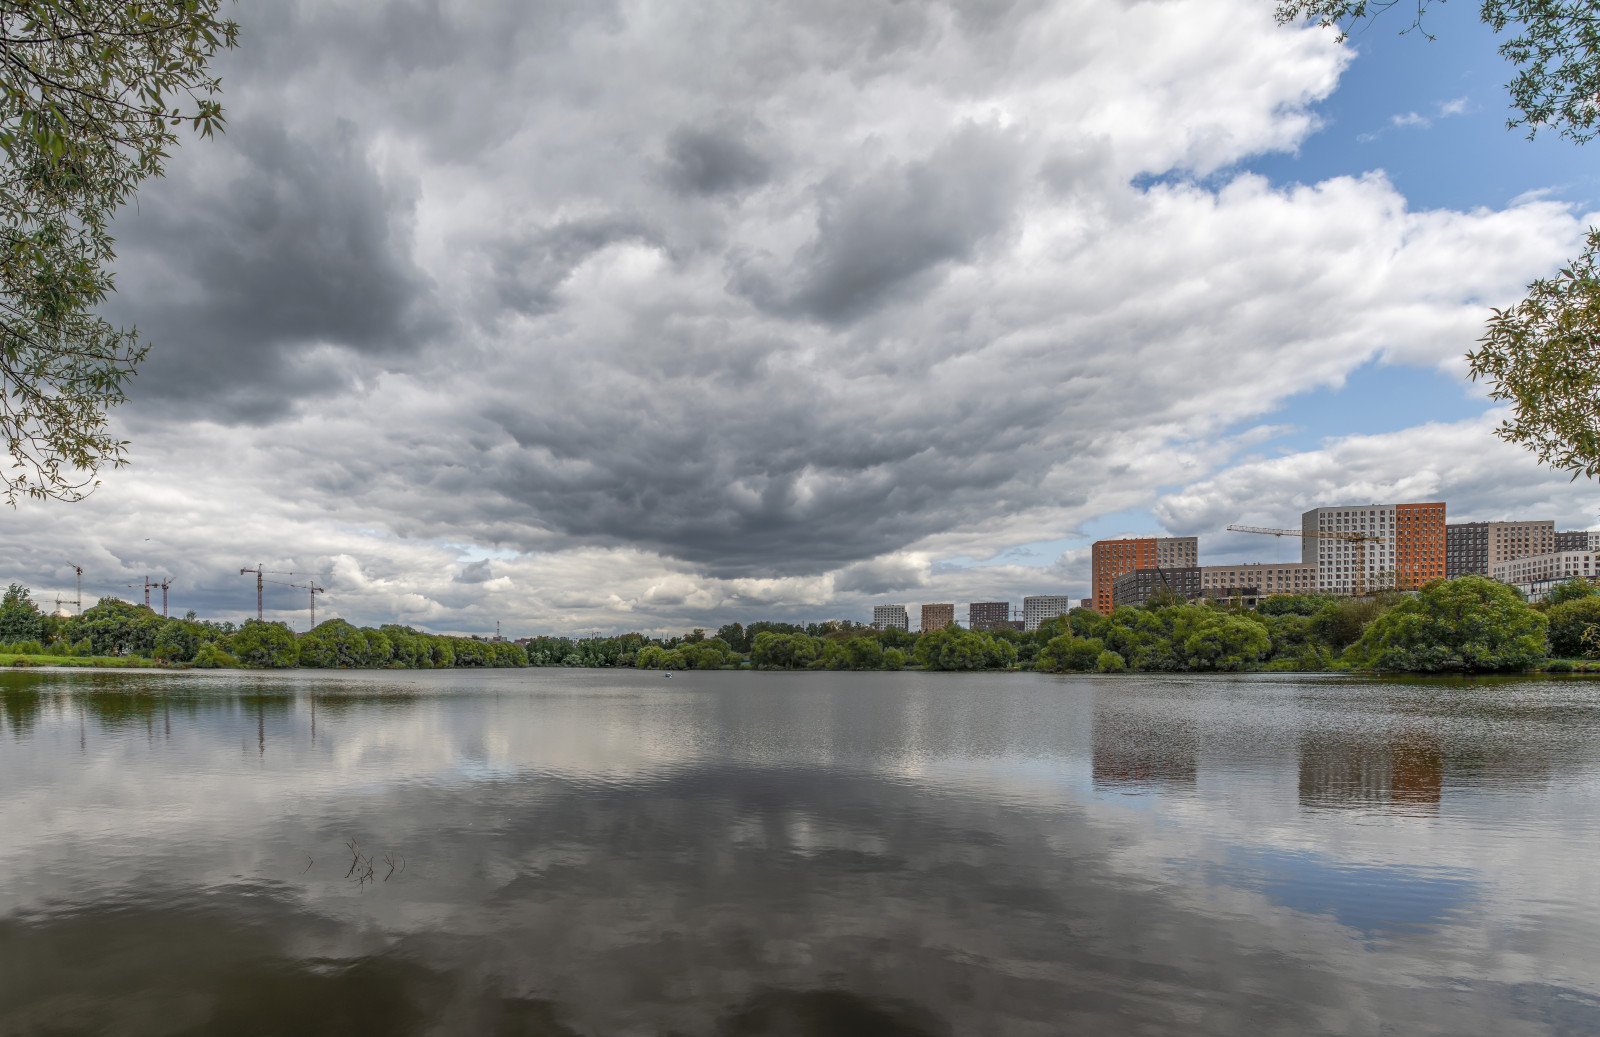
<box><xmin>0</xmin><ymin>653</ymin><xmax>159</xmax><ymax>668</ymax></box>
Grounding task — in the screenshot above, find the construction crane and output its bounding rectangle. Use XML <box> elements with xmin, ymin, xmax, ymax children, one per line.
<box><xmin>1226</xmin><ymin>524</ymin><xmax>1386</xmax><ymax>596</ymax></box>
<box><xmin>125</xmin><ymin>576</ymin><xmax>166</xmax><ymax>611</ymax></box>
<box><xmin>239</xmin><ymin>565</ymin><xmax>298</xmax><ymax>622</ymax></box>
<box><xmin>260</xmin><ymin>576</ymin><xmax>325</xmax><ymax>632</ymax></box>
<box><xmin>56</xmin><ymin>563</ymin><xmax>83</xmax><ymax>616</ymax></box>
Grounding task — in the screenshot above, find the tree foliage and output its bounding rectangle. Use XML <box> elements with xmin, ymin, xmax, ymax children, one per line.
<box><xmin>1344</xmin><ymin>574</ymin><xmax>1548</xmax><ymax>671</ymax></box>
<box><xmin>1545</xmin><ymin>576</ymin><xmax>1599</xmax><ymax>605</ymax></box>
<box><xmin>1467</xmin><ymin>229</ymin><xmax>1600</xmax><ymax>480</ymax></box>
<box><xmin>0</xmin><ymin>581</ymin><xmax>41</xmax><ymax>642</ymax></box>
<box><xmin>0</xmin><ymin>0</ymin><xmax>237</xmax><ymax>502</ymax></box>
<box><xmin>1545</xmin><ymin>593</ymin><xmax>1600</xmax><ymax>655</ymax></box>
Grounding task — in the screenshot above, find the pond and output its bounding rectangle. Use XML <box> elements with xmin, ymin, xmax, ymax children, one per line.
<box><xmin>1</xmin><ymin>668</ymin><xmax>1597</xmax><ymax>1035</ymax></box>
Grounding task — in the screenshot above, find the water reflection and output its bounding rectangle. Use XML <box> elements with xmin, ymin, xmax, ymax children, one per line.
<box><xmin>1</xmin><ymin>670</ymin><xmax>1599</xmax><ymax>1035</ymax></box>
<box><xmin>1092</xmin><ymin>700</ymin><xmax>1197</xmax><ymax>791</ymax></box>
<box><xmin>1298</xmin><ymin>731</ymin><xmax>1444</xmax><ymax>811</ymax></box>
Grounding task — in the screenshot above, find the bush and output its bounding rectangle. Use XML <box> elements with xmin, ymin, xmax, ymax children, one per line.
<box><xmin>1344</xmin><ymin>575</ymin><xmax>1548</xmax><ymax>672</ymax></box>
<box><xmin>882</xmin><ymin>648</ymin><xmax>906</xmax><ymax>670</ymax></box>
<box><xmin>1096</xmin><ymin>650</ymin><xmax>1127</xmax><ymax>672</ymax></box>
<box><xmin>1546</xmin><ymin>596</ymin><xmax>1600</xmax><ymax>657</ymax></box>
<box><xmin>913</xmin><ymin>628</ymin><xmax>1017</xmax><ymax>670</ymax></box>
<box><xmin>1037</xmin><ymin>635</ymin><xmax>1104</xmax><ymax>672</ymax></box>
<box><xmin>228</xmin><ymin>621</ymin><xmax>300</xmax><ymax>669</ymax></box>
<box><xmin>1546</xmin><ymin>660</ymin><xmax>1574</xmax><ymax>673</ymax></box>
<box><xmin>193</xmin><ymin>642</ymin><xmax>237</xmax><ymax>669</ymax></box>
<box><xmin>751</xmin><ymin>631</ymin><xmax>822</xmax><ymax>669</ymax></box>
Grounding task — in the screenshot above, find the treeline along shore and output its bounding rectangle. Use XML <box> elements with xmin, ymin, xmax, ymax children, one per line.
<box><xmin>3</xmin><ymin>574</ymin><xmax>1600</xmax><ymax>674</ymax></box>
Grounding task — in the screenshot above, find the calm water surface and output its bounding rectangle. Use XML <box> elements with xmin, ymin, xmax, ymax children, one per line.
<box><xmin>2</xmin><ymin>668</ymin><xmax>1599</xmax><ymax>1035</ymax></box>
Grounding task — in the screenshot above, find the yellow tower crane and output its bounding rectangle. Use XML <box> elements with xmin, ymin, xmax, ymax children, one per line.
<box><xmin>1225</xmin><ymin>525</ymin><xmax>1387</xmax><ymax>596</ymax></box>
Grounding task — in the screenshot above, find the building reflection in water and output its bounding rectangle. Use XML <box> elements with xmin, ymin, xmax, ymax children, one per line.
<box><xmin>1092</xmin><ymin>700</ymin><xmax>1198</xmax><ymax>791</ymax></box>
<box><xmin>1298</xmin><ymin>730</ymin><xmax>1443</xmax><ymax>812</ymax></box>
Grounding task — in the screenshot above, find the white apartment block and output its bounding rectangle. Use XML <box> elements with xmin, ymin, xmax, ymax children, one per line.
<box><xmin>871</xmin><ymin>604</ymin><xmax>909</xmax><ymax>632</ymax></box>
<box><xmin>1302</xmin><ymin>505</ymin><xmax>1396</xmax><ymax>593</ymax></box>
<box><xmin>1199</xmin><ymin>562</ymin><xmax>1316</xmax><ymax>595</ymax></box>
<box><xmin>1022</xmin><ymin>595</ymin><xmax>1075</xmax><ymax>631</ymax></box>
<box><xmin>1491</xmin><ymin>550</ymin><xmax>1599</xmax><ymax>600</ymax></box>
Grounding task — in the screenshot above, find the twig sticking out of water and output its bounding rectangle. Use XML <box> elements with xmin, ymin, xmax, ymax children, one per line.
<box><xmin>302</xmin><ymin>853</ymin><xmax>314</xmax><ymax>874</ymax></box>
<box><xmin>346</xmin><ymin>839</ymin><xmax>376</xmax><ymax>887</ymax></box>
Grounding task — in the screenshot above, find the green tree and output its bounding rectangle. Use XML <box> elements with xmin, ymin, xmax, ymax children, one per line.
<box><xmin>750</xmin><ymin>631</ymin><xmax>821</xmax><ymax>669</ymax></box>
<box><xmin>913</xmin><ymin>628</ymin><xmax>1016</xmax><ymax>670</ymax></box>
<box><xmin>0</xmin><ymin>0</ymin><xmax>237</xmax><ymax>501</ymax></box>
<box><xmin>821</xmin><ymin>635</ymin><xmax>885</xmax><ymax>670</ymax></box>
<box><xmin>0</xmin><ymin>582</ymin><xmax>42</xmax><ymax>643</ymax></box>
<box><xmin>151</xmin><ymin>618</ymin><xmax>200</xmax><ymax>662</ymax></box>
<box><xmin>1546</xmin><ymin>577</ymin><xmax>1599</xmax><ymax>605</ymax></box>
<box><xmin>1546</xmin><ymin>594</ymin><xmax>1600</xmax><ymax>655</ymax></box>
<box><xmin>1036</xmin><ymin>635</ymin><xmax>1105</xmax><ymax>672</ymax></box>
<box><xmin>1468</xmin><ymin>231</ymin><xmax>1600</xmax><ymax>480</ymax></box>
<box><xmin>228</xmin><ymin>620</ymin><xmax>299</xmax><ymax>669</ymax></box>
<box><xmin>715</xmin><ymin>622</ymin><xmax>749</xmax><ymax>653</ymax></box>
<box><xmin>1344</xmin><ymin>574</ymin><xmax>1548</xmax><ymax>671</ymax></box>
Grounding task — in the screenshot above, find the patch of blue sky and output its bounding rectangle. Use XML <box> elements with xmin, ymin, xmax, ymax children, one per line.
<box><xmin>1243</xmin><ymin>3</ymin><xmax>1597</xmax><ymax>213</ymax></box>
<box><xmin>1230</xmin><ymin>357</ymin><xmax>1491</xmax><ymax>456</ymax></box>
<box><xmin>1208</xmin><ymin>845</ymin><xmax>1481</xmax><ymax>939</ymax></box>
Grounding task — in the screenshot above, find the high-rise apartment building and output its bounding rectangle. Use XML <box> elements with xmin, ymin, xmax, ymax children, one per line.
<box><xmin>919</xmin><ymin>603</ymin><xmax>954</xmax><ymax>631</ymax></box>
<box><xmin>1446</xmin><ymin>520</ymin><xmax>1553</xmax><ymax>577</ymax></box>
<box><xmin>1090</xmin><ymin>536</ymin><xmax>1198</xmax><ymax>614</ymax></box>
<box><xmin>872</xmin><ymin>604</ymin><xmax>909</xmax><ymax>632</ymax></box>
<box><xmin>1301</xmin><ymin>502</ymin><xmax>1445</xmax><ymax>593</ymax></box>
<box><xmin>1022</xmin><ymin>595</ymin><xmax>1076</xmax><ymax>631</ymax></box>
<box><xmin>967</xmin><ymin>601</ymin><xmax>1010</xmax><ymax>631</ymax></box>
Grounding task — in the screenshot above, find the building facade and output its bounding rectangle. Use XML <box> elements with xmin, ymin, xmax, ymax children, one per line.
<box><xmin>1556</xmin><ymin>529</ymin><xmax>1596</xmax><ymax>552</ymax></box>
<box><xmin>967</xmin><ymin>601</ymin><xmax>1010</xmax><ymax>631</ymax></box>
<box><xmin>1199</xmin><ymin>562</ymin><xmax>1316</xmax><ymax>597</ymax></box>
<box><xmin>1111</xmin><ymin>567</ymin><xmax>1202</xmax><ymax>608</ymax></box>
<box><xmin>1022</xmin><ymin>595</ymin><xmax>1076</xmax><ymax>631</ymax></box>
<box><xmin>1491</xmin><ymin>549</ymin><xmax>1599</xmax><ymax>599</ymax></box>
<box><xmin>919</xmin><ymin>603</ymin><xmax>954</xmax><ymax>632</ymax></box>
<box><xmin>872</xmin><ymin>604</ymin><xmax>909</xmax><ymax>632</ymax></box>
<box><xmin>1446</xmin><ymin>520</ymin><xmax>1553</xmax><ymax>577</ymax></box>
<box><xmin>1300</xmin><ymin>502</ymin><xmax>1445</xmax><ymax>594</ymax></box>
<box><xmin>1090</xmin><ymin>536</ymin><xmax>1198</xmax><ymax>614</ymax></box>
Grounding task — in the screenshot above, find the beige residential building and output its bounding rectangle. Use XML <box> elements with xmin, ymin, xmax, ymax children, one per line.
<box><xmin>1198</xmin><ymin>562</ymin><xmax>1316</xmax><ymax>596</ymax></box>
<box><xmin>919</xmin><ymin>603</ymin><xmax>954</xmax><ymax>632</ymax></box>
<box><xmin>1491</xmin><ymin>550</ymin><xmax>1599</xmax><ymax>597</ymax></box>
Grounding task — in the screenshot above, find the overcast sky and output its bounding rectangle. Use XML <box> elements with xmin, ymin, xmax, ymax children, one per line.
<box><xmin>9</xmin><ymin>0</ymin><xmax>1600</xmax><ymax>635</ymax></box>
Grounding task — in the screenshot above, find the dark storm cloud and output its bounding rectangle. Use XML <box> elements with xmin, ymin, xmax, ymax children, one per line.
<box><xmin>456</xmin><ymin>384</ymin><xmax>1079</xmax><ymax>578</ymax></box>
<box><xmin>109</xmin><ymin>117</ymin><xmax>440</xmax><ymax>423</ymax></box>
<box><xmin>662</xmin><ymin>123</ymin><xmax>772</xmax><ymax>198</ymax></box>
<box><xmin>730</xmin><ymin>125</ymin><xmax>1022</xmax><ymax>325</ymax></box>
<box><xmin>454</xmin><ymin>559</ymin><xmax>493</xmax><ymax>584</ymax></box>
